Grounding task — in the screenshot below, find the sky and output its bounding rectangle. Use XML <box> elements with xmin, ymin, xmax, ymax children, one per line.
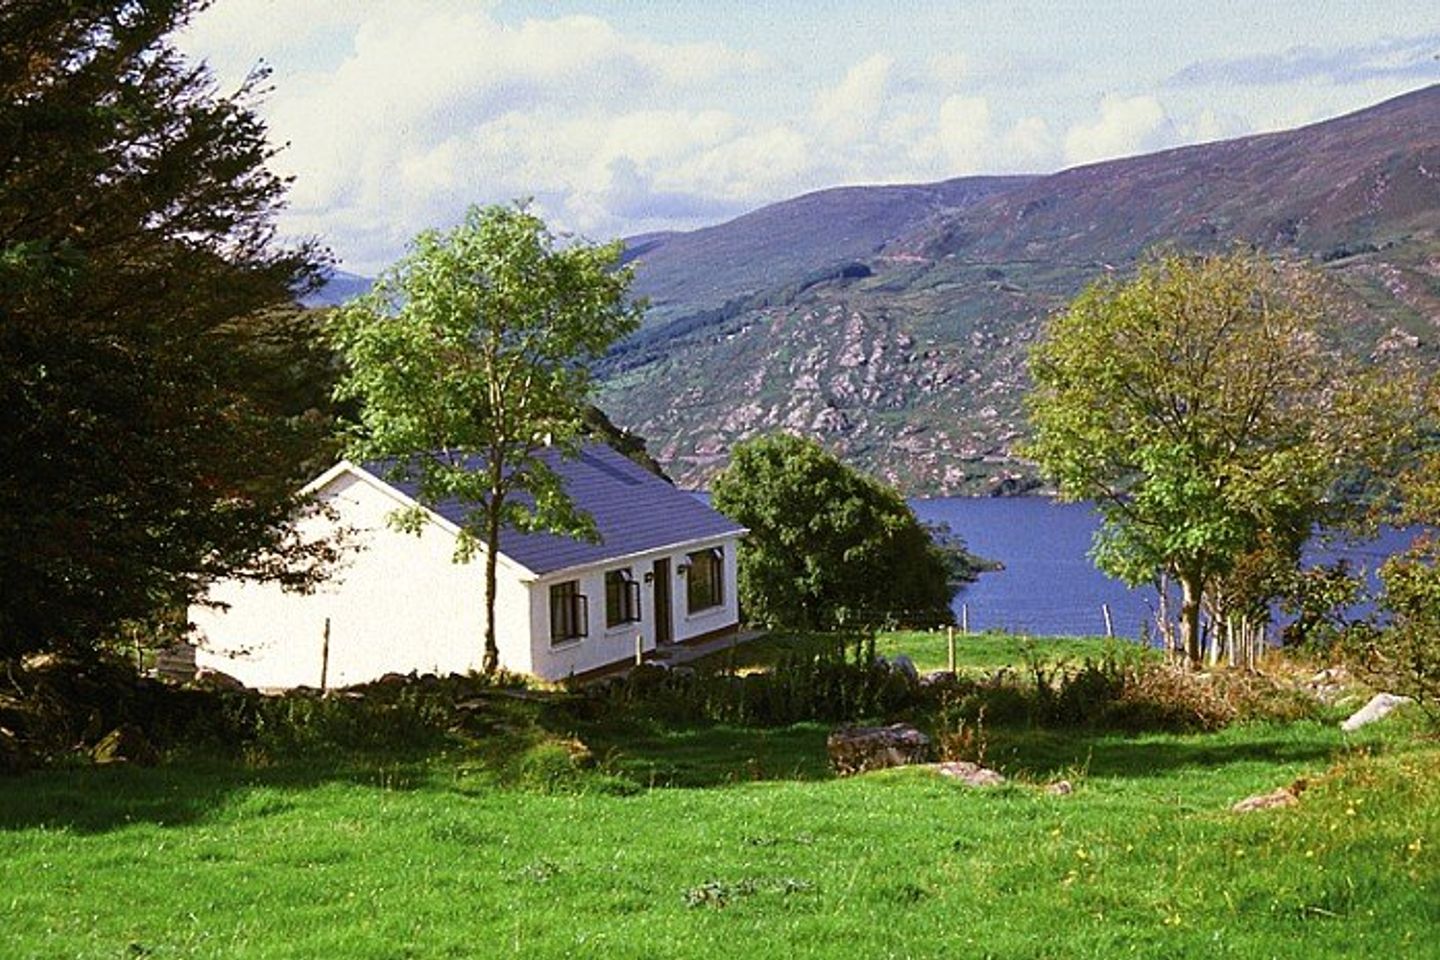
<box><xmin>176</xmin><ymin>1</ymin><xmax>1440</xmax><ymax>273</ymax></box>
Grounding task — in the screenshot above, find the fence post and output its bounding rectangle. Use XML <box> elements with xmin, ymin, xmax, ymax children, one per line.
<box><xmin>320</xmin><ymin>617</ymin><xmax>331</xmax><ymax>692</ymax></box>
<box><xmin>1101</xmin><ymin>603</ymin><xmax>1114</xmax><ymax>638</ymax></box>
<box><xmin>635</xmin><ymin>633</ymin><xmax>644</xmax><ymax>666</ymax></box>
<box><xmin>961</xmin><ymin>603</ymin><xmax>970</xmax><ymax>635</ymax></box>
<box><xmin>947</xmin><ymin>625</ymin><xmax>956</xmax><ymax>673</ymax></box>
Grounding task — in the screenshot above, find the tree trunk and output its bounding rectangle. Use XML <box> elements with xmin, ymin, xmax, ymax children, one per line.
<box><xmin>1180</xmin><ymin>572</ymin><xmax>1204</xmax><ymax>666</ymax></box>
<box><xmin>482</xmin><ymin>501</ymin><xmax>501</xmax><ymax>675</ymax></box>
<box><xmin>483</xmin><ymin>454</ymin><xmax>504</xmax><ymax>675</ymax></box>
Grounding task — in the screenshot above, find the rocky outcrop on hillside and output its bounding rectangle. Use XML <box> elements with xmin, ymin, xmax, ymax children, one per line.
<box><xmin>600</xmin><ymin>86</ymin><xmax>1440</xmax><ymax>493</ymax></box>
<box><xmin>602</xmin><ymin>292</ymin><xmax>1043</xmax><ymax>493</ymax></box>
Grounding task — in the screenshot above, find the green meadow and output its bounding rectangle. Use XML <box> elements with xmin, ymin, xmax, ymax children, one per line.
<box><xmin>1</xmin><ymin>635</ymin><xmax>1436</xmax><ymax>959</ymax></box>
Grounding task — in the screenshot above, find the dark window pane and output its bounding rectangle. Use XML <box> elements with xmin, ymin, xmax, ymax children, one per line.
<box><xmin>686</xmin><ymin>547</ymin><xmax>724</xmax><ymax>612</ymax></box>
<box><xmin>550</xmin><ymin>580</ymin><xmax>587</xmax><ymax>643</ymax></box>
<box><xmin>604</xmin><ymin>569</ymin><xmax>638</xmax><ymax>628</ymax></box>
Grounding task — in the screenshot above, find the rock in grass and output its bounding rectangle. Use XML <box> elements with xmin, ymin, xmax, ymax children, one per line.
<box><xmin>91</xmin><ymin>724</ymin><xmax>158</xmax><ymax>766</ymax></box>
<box><xmin>1046</xmin><ymin>779</ymin><xmax>1074</xmax><ymax>796</ymax></box>
<box><xmin>827</xmin><ymin>724</ymin><xmax>931</xmax><ymax>776</ymax></box>
<box><xmin>192</xmin><ymin>667</ymin><xmax>248</xmax><ymax>692</ymax></box>
<box><xmin>932</xmin><ymin>761</ymin><xmax>1006</xmax><ymax>787</ymax></box>
<box><xmin>891</xmin><ymin>654</ymin><xmax>919</xmax><ymax>684</ymax></box>
<box><xmin>1233</xmin><ymin>788</ymin><xmax>1297</xmax><ymax>812</ymax></box>
<box><xmin>1340</xmin><ymin>693</ymin><xmax>1413</xmax><ymax>732</ymax></box>
<box><xmin>1233</xmin><ymin>778</ymin><xmax>1308</xmax><ymax>813</ymax></box>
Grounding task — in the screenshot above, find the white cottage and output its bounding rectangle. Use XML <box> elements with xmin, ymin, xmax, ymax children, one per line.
<box><xmin>190</xmin><ymin>444</ymin><xmax>746</xmax><ymax>687</ymax></box>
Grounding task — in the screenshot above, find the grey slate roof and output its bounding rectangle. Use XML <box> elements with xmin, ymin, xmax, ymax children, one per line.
<box><xmin>367</xmin><ymin>443</ymin><xmax>744</xmax><ymax>576</ymax></box>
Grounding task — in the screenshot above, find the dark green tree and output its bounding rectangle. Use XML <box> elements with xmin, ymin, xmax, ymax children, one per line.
<box><xmin>0</xmin><ymin>1</ymin><xmax>333</xmax><ymax>659</ymax></box>
<box><xmin>329</xmin><ymin>203</ymin><xmax>643</xmax><ymax>674</ymax></box>
<box><xmin>1024</xmin><ymin>250</ymin><xmax>1415</xmax><ymax>664</ymax></box>
<box><xmin>711</xmin><ymin>433</ymin><xmax>954</xmax><ymax>630</ymax></box>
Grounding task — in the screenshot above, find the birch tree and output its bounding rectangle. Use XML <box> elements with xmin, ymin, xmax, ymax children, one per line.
<box><xmin>330</xmin><ymin>203</ymin><xmax>642</xmax><ymax>673</ymax></box>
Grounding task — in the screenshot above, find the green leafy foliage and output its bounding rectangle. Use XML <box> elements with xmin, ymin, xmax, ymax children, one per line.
<box><xmin>0</xmin><ymin>1</ymin><xmax>334</xmax><ymax>659</ymax></box>
<box><xmin>1347</xmin><ymin>382</ymin><xmax>1440</xmax><ymax>718</ymax></box>
<box><xmin>710</xmin><ymin>434</ymin><xmax>955</xmax><ymax>630</ymax></box>
<box><xmin>1341</xmin><ymin>535</ymin><xmax>1440</xmax><ymax>723</ymax></box>
<box><xmin>1024</xmin><ymin>249</ymin><xmax>1418</xmax><ymax>662</ymax></box>
<box><xmin>329</xmin><ymin>203</ymin><xmax>643</xmax><ymax>671</ymax></box>
<box><xmin>589</xmin><ymin>634</ymin><xmax>919</xmax><ymax>727</ymax></box>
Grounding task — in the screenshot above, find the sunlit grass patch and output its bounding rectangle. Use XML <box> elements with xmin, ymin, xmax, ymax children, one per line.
<box><xmin>1</xmin><ymin>636</ymin><xmax>1434</xmax><ymax>958</ymax></box>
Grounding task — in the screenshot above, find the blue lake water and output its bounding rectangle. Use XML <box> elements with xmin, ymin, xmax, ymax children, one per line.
<box><xmin>911</xmin><ymin>497</ymin><xmax>1419</xmax><ymax>639</ymax></box>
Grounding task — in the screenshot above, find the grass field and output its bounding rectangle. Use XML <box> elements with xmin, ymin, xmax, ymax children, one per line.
<box><xmin>1</xmin><ymin>636</ymin><xmax>1436</xmax><ymax>959</ymax></box>
<box><xmin>706</xmin><ymin>630</ymin><xmax>1149</xmax><ymax>674</ymax></box>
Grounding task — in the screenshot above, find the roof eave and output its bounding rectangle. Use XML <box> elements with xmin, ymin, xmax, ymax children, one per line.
<box><xmin>532</xmin><ymin>527</ymin><xmax>747</xmax><ymax>581</ymax></box>
<box><xmin>308</xmin><ymin>460</ymin><xmax>541</xmax><ymax>580</ymax></box>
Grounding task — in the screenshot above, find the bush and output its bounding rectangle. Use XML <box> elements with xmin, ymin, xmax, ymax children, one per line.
<box><xmin>1338</xmin><ymin>536</ymin><xmax>1440</xmax><ymax>724</ymax></box>
<box><xmin>933</xmin><ymin>650</ymin><xmax>1321</xmax><ymax>735</ymax></box>
<box><xmin>1</xmin><ymin>653</ymin><xmax>248</xmax><ymax>765</ymax></box>
<box><xmin>711</xmin><ymin>434</ymin><xmax>956</xmax><ymax>630</ymax></box>
<box><xmin>515</xmin><ymin>741</ymin><xmax>589</xmax><ymax>793</ymax></box>
<box><xmin>591</xmin><ymin>634</ymin><xmax>924</xmax><ymax>727</ymax></box>
<box><xmin>0</xmin><ymin>656</ymin><xmax>549</xmax><ymax>772</ymax></box>
<box><xmin>245</xmin><ymin>686</ymin><xmax>455</xmax><ymax>758</ymax></box>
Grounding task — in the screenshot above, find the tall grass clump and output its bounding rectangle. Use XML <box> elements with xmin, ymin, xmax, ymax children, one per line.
<box><xmin>590</xmin><ymin>633</ymin><xmax>921</xmax><ymax>726</ymax></box>
<box><xmin>936</xmin><ymin>643</ymin><xmax>1323</xmax><ymax>736</ymax></box>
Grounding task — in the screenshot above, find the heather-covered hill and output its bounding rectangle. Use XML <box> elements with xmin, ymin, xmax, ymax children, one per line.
<box><xmin>600</xmin><ymin>85</ymin><xmax>1440</xmax><ymax>492</ymax></box>
<box><xmin>626</xmin><ymin>176</ymin><xmax>1032</xmax><ymax>327</ymax></box>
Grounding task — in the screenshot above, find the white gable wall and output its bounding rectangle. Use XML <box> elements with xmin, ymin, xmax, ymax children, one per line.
<box><xmin>192</xmin><ymin>470</ymin><xmax>534</xmax><ymax>688</ymax></box>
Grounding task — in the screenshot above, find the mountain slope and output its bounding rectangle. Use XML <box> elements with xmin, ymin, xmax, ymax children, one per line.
<box><xmin>598</xmin><ymin>85</ymin><xmax>1440</xmax><ymax>493</ymax></box>
<box><xmin>627</xmin><ymin>175</ymin><xmax>1033</xmax><ymax>326</ymax></box>
<box><xmin>909</xmin><ymin>84</ymin><xmax>1440</xmax><ymax>264</ymax></box>
<box><xmin>300</xmin><ymin>269</ymin><xmax>373</xmax><ymax>308</ymax></box>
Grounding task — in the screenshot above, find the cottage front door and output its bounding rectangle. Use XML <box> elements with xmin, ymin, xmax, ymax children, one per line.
<box><xmin>652</xmin><ymin>558</ymin><xmax>673</xmax><ymax>645</ymax></box>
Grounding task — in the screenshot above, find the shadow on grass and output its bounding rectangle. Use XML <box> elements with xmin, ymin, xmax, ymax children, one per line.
<box><xmin>0</xmin><ymin>719</ymin><xmax>832</xmax><ymax>833</ymax></box>
<box><xmin>976</xmin><ymin>724</ymin><xmax>1354</xmax><ymax>781</ymax></box>
<box><xmin>577</xmin><ymin>718</ymin><xmax>834</xmax><ymax>788</ymax></box>
<box><xmin>0</xmin><ymin>683</ymin><xmax>604</xmax><ymax>835</ymax></box>
<box><xmin>573</xmin><ymin>712</ymin><xmax>1354</xmax><ymax>789</ymax></box>
<box><xmin>0</xmin><ymin>693</ymin><xmax>1364</xmax><ymax>834</ymax></box>
<box><xmin>0</xmin><ymin>721</ymin><xmax>1353</xmax><ymax>833</ymax></box>
<box><xmin>0</xmin><ymin>750</ymin><xmax>445</xmax><ymax>835</ymax></box>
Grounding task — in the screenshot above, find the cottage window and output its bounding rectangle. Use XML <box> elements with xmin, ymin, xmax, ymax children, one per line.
<box><xmin>685</xmin><ymin>547</ymin><xmax>724</xmax><ymax>613</ymax></box>
<box><xmin>549</xmin><ymin>580</ymin><xmax>587</xmax><ymax>644</ymax></box>
<box><xmin>605</xmin><ymin>569</ymin><xmax>641</xmax><ymax>628</ymax></box>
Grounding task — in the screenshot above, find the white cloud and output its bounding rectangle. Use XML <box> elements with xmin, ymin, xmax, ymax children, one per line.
<box><xmin>1063</xmin><ymin>94</ymin><xmax>1177</xmax><ymax>166</ymax></box>
<box><xmin>177</xmin><ymin>3</ymin><xmax>1421</xmax><ymax>272</ymax></box>
<box><xmin>1001</xmin><ymin>116</ymin><xmax>1056</xmax><ymax>168</ymax></box>
<box><xmin>936</xmin><ymin>95</ymin><xmax>992</xmax><ymax>173</ymax></box>
<box><xmin>813</xmin><ymin>54</ymin><xmax>894</xmax><ymax>144</ymax></box>
<box><xmin>1180</xmin><ymin>108</ymin><xmax>1250</xmax><ymax>144</ymax></box>
<box><xmin>928</xmin><ymin>51</ymin><xmax>971</xmax><ymax>89</ymax></box>
<box><xmin>190</xmin><ymin>6</ymin><xmax>774</xmax><ymax>268</ymax></box>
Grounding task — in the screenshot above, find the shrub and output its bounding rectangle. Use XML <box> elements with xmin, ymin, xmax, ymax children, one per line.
<box><xmin>245</xmin><ymin>686</ymin><xmax>455</xmax><ymax>757</ymax></box>
<box><xmin>1339</xmin><ymin>536</ymin><xmax>1440</xmax><ymax>724</ymax></box>
<box><xmin>933</xmin><ymin>649</ymin><xmax>1321</xmax><ymax>736</ymax></box>
<box><xmin>711</xmin><ymin>435</ymin><xmax>956</xmax><ymax>630</ymax></box>
<box><xmin>515</xmin><ymin>741</ymin><xmax>589</xmax><ymax>794</ymax></box>
<box><xmin>592</xmin><ymin>634</ymin><xmax>924</xmax><ymax>727</ymax></box>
